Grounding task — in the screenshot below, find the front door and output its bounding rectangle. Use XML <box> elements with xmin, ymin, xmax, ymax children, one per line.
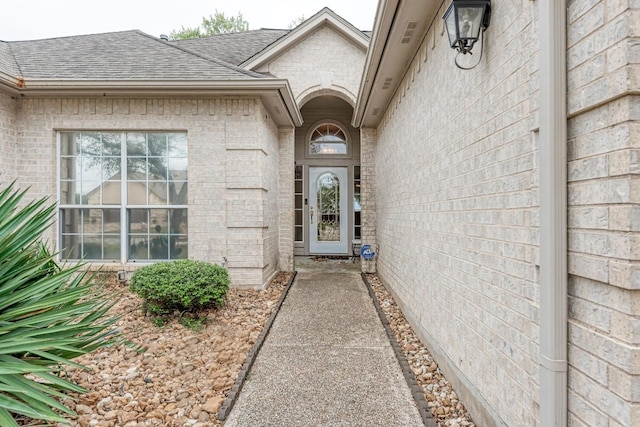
<box><xmin>309</xmin><ymin>167</ymin><xmax>348</xmax><ymax>254</ymax></box>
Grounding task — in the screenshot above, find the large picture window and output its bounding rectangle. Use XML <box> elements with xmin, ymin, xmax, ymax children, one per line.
<box><xmin>59</xmin><ymin>131</ymin><xmax>188</xmax><ymax>261</ymax></box>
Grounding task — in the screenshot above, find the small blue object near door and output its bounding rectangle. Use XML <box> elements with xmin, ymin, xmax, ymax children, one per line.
<box><xmin>360</xmin><ymin>244</ymin><xmax>376</xmax><ymax>260</ymax></box>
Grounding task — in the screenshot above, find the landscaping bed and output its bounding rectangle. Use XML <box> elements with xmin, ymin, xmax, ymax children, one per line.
<box><xmin>18</xmin><ymin>272</ymin><xmax>290</xmax><ymax>427</ymax></box>
<box><xmin>365</xmin><ymin>274</ymin><xmax>476</xmax><ymax>427</ymax></box>
<box><xmin>17</xmin><ymin>270</ymin><xmax>474</xmax><ymax>427</ymax></box>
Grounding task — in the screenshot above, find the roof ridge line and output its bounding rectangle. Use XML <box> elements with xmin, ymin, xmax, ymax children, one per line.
<box><xmin>7</xmin><ymin>29</ymin><xmax>143</xmax><ymax>43</ymax></box>
<box><xmin>136</xmin><ymin>31</ymin><xmax>266</xmax><ymax>79</ymax></box>
<box><xmin>237</xmin><ymin>30</ymin><xmax>290</xmax><ymax>67</ymax></box>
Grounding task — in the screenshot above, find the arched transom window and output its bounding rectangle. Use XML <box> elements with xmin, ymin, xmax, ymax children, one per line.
<box><xmin>309</xmin><ymin>123</ymin><xmax>348</xmax><ymax>155</ymax></box>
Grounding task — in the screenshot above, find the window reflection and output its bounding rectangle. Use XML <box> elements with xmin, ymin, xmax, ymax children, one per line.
<box><xmin>59</xmin><ymin>208</ymin><xmax>121</xmax><ymax>260</ymax></box>
<box><xmin>59</xmin><ymin>132</ymin><xmax>188</xmax><ymax>261</ymax></box>
<box><xmin>316</xmin><ymin>173</ymin><xmax>341</xmax><ymax>242</ymax></box>
<box><xmin>310</xmin><ymin>123</ymin><xmax>348</xmax><ymax>155</ymax></box>
<box><xmin>128</xmin><ymin>208</ymin><xmax>187</xmax><ymax>261</ymax></box>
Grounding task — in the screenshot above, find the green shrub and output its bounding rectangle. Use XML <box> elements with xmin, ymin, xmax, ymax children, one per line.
<box><xmin>0</xmin><ymin>182</ymin><xmax>119</xmax><ymax>426</ymax></box>
<box><xmin>129</xmin><ymin>259</ymin><xmax>229</xmax><ymax>315</ymax></box>
<box><xmin>179</xmin><ymin>316</ymin><xmax>206</xmax><ymax>331</ymax></box>
<box><xmin>151</xmin><ymin>317</ymin><xmax>166</xmax><ymax>328</ymax></box>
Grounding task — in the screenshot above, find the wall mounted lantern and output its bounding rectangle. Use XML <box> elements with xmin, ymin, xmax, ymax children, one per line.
<box><xmin>443</xmin><ymin>0</ymin><xmax>491</xmax><ymax>69</ymax></box>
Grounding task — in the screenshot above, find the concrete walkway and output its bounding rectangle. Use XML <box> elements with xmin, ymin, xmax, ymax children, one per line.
<box><xmin>224</xmin><ymin>261</ymin><xmax>425</xmax><ymax>426</ymax></box>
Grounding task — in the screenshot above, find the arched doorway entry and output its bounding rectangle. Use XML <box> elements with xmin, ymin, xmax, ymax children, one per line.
<box><xmin>294</xmin><ymin>95</ymin><xmax>361</xmax><ymax>256</ymax></box>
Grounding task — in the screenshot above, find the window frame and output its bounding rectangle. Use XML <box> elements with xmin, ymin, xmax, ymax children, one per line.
<box><xmin>57</xmin><ymin>131</ymin><xmax>188</xmax><ymax>263</ymax></box>
<box><xmin>294</xmin><ymin>165</ymin><xmax>304</xmax><ymax>243</ymax></box>
<box><xmin>307</xmin><ymin>120</ymin><xmax>351</xmax><ymax>158</ymax></box>
<box><xmin>353</xmin><ymin>166</ymin><xmax>361</xmax><ymax>241</ymax></box>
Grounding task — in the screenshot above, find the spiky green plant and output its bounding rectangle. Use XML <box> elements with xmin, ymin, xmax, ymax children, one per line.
<box><xmin>0</xmin><ymin>182</ymin><xmax>119</xmax><ymax>426</ymax></box>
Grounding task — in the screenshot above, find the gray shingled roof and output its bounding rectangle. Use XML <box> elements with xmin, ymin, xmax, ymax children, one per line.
<box><xmin>170</xmin><ymin>29</ymin><xmax>289</xmax><ymax>66</ymax></box>
<box><xmin>6</xmin><ymin>30</ymin><xmax>264</xmax><ymax>80</ymax></box>
<box><xmin>0</xmin><ymin>41</ymin><xmax>20</xmax><ymax>77</ymax></box>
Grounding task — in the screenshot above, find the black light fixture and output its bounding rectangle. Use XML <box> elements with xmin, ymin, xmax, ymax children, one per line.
<box><xmin>443</xmin><ymin>0</ymin><xmax>491</xmax><ymax>68</ymax></box>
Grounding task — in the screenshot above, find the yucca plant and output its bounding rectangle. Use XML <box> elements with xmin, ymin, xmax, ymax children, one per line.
<box><xmin>0</xmin><ymin>182</ymin><xmax>120</xmax><ymax>426</ymax></box>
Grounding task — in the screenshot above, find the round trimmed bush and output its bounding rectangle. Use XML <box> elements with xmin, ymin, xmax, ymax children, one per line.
<box><xmin>129</xmin><ymin>260</ymin><xmax>229</xmax><ymax>314</ymax></box>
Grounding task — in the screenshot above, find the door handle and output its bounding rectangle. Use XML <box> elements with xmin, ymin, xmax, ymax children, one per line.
<box><xmin>310</xmin><ymin>206</ymin><xmax>314</xmax><ymax>224</ymax></box>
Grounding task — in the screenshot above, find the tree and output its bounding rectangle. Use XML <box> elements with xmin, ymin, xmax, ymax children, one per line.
<box><xmin>288</xmin><ymin>15</ymin><xmax>306</xmax><ymax>29</ymax></box>
<box><xmin>170</xmin><ymin>10</ymin><xmax>249</xmax><ymax>40</ymax></box>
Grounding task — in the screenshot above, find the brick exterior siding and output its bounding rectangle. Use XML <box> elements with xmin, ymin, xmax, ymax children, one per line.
<box><xmin>368</xmin><ymin>1</ymin><xmax>640</xmax><ymax>425</ymax></box>
<box><xmin>0</xmin><ymin>92</ymin><xmax>16</xmax><ymax>182</ymax></box>
<box><xmin>371</xmin><ymin>3</ymin><xmax>538</xmax><ymax>424</ymax></box>
<box><xmin>278</xmin><ymin>128</ymin><xmax>295</xmax><ymax>271</ymax></box>
<box><xmin>360</xmin><ymin>127</ymin><xmax>377</xmax><ymax>274</ymax></box>
<box><xmin>566</xmin><ymin>2</ymin><xmax>640</xmax><ymax>426</ymax></box>
<box><xmin>258</xmin><ymin>26</ymin><xmax>366</xmax><ymax>104</ymax></box>
<box><xmin>10</xmin><ymin>97</ymin><xmax>281</xmax><ymax>288</ymax></box>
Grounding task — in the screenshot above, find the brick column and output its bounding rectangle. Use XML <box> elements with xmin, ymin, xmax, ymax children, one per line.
<box><xmin>278</xmin><ymin>128</ymin><xmax>295</xmax><ymax>272</ymax></box>
<box><xmin>360</xmin><ymin>127</ymin><xmax>377</xmax><ymax>273</ymax></box>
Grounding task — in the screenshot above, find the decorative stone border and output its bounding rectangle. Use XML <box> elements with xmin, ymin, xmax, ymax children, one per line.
<box><xmin>361</xmin><ymin>273</ymin><xmax>437</xmax><ymax>427</ymax></box>
<box><xmin>216</xmin><ymin>271</ymin><xmax>298</xmax><ymax>421</ymax></box>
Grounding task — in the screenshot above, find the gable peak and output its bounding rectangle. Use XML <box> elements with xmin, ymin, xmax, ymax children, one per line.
<box><xmin>241</xmin><ymin>7</ymin><xmax>370</xmax><ymax>70</ymax></box>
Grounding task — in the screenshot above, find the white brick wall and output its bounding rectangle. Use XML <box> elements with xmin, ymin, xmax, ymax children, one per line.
<box><xmin>278</xmin><ymin>128</ymin><xmax>295</xmax><ymax>271</ymax></box>
<box><xmin>12</xmin><ymin>97</ymin><xmax>281</xmax><ymax>288</ymax></box>
<box><xmin>259</xmin><ymin>103</ymin><xmax>281</xmax><ymax>286</ymax></box>
<box><xmin>260</xmin><ymin>26</ymin><xmax>366</xmax><ymax>104</ymax></box>
<box><xmin>372</xmin><ymin>1</ymin><xmax>540</xmax><ymax>425</ymax></box>
<box><xmin>567</xmin><ymin>2</ymin><xmax>640</xmax><ymax>425</ymax></box>
<box><xmin>360</xmin><ymin>127</ymin><xmax>377</xmax><ymax>273</ymax></box>
<box><xmin>370</xmin><ymin>1</ymin><xmax>640</xmax><ymax>426</ymax></box>
<box><xmin>0</xmin><ymin>92</ymin><xmax>16</xmax><ymax>183</ymax></box>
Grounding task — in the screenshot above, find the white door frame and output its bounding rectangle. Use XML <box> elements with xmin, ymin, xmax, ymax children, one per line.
<box><xmin>309</xmin><ymin>166</ymin><xmax>348</xmax><ymax>254</ymax></box>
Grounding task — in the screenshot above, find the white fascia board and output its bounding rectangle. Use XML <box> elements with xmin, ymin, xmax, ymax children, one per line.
<box><xmin>0</xmin><ymin>71</ymin><xmax>22</xmax><ymax>95</ymax></box>
<box><xmin>11</xmin><ymin>78</ymin><xmax>303</xmax><ymax>127</ymax></box>
<box><xmin>278</xmin><ymin>80</ymin><xmax>304</xmax><ymax>126</ymax></box>
<box><xmin>15</xmin><ymin>78</ymin><xmax>283</xmax><ymax>92</ymax></box>
<box><xmin>241</xmin><ymin>10</ymin><xmax>370</xmax><ymax>71</ymax></box>
<box><xmin>353</xmin><ymin>0</ymin><xmax>437</xmax><ymax>128</ymax></box>
<box><xmin>353</xmin><ymin>0</ymin><xmax>400</xmax><ymax>128</ymax></box>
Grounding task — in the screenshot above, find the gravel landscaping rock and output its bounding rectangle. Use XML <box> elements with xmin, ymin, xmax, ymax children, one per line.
<box><xmin>365</xmin><ymin>274</ymin><xmax>476</xmax><ymax>427</ymax></box>
<box><xmin>17</xmin><ymin>269</ymin><xmax>474</xmax><ymax>427</ymax></box>
<box><xmin>17</xmin><ymin>272</ymin><xmax>291</xmax><ymax>427</ymax></box>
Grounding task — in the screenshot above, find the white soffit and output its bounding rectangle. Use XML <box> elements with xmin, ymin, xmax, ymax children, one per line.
<box><xmin>354</xmin><ymin>0</ymin><xmax>439</xmax><ymax>128</ymax></box>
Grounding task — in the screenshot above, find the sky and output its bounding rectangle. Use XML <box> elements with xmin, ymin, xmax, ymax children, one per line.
<box><xmin>2</xmin><ymin>0</ymin><xmax>379</xmax><ymax>41</ymax></box>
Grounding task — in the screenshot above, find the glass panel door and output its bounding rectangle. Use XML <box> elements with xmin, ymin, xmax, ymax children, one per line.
<box><xmin>309</xmin><ymin>167</ymin><xmax>348</xmax><ymax>254</ymax></box>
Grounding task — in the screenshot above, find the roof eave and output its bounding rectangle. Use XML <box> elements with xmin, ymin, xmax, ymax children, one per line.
<box><xmin>0</xmin><ymin>71</ymin><xmax>23</xmax><ymax>95</ymax></box>
<box><xmin>7</xmin><ymin>78</ymin><xmax>303</xmax><ymax>127</ymax></box>
<box><xmin>353</xmin><ymin>0</ymin><xmax>440</xmax><ymax>128</ymax></box>
<box><xmin>353</xmin><ymin>0</ymin><xmax>400</xmax><ymax>128</ymax></box>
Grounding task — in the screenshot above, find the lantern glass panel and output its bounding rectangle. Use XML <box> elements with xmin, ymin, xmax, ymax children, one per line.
<box><xmin>457</xmin><ymin>6</ymin><xmax>484</xmax><ymax>40</ymax></box>
<box><xmin>444</xmin><ymin>7</ymin><xmax>458</xmax><ymax>47</ymax></box>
